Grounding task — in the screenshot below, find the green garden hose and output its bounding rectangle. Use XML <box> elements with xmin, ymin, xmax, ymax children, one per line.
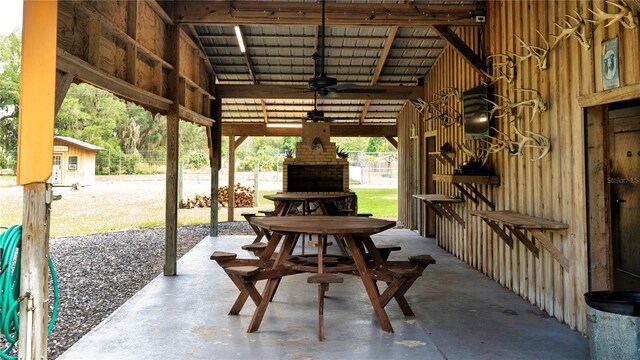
<box><xmin>0</xmin><ymin>225</ymin><xmax>59</xmax><ymax>360</ymax></box>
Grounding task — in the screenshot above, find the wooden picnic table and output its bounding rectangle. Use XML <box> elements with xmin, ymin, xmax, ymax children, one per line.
<box><xmin>264</xmin><ymin>192</ymin><xmax>352</xmax><ymax>216</ymax></box>
<box><xmin>211</xmin><ymin>216</ymin><xmax>435</xmax><ymax>338</ymax></box>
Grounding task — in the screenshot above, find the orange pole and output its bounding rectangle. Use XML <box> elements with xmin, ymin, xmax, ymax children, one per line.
<box><xmin>16</xmin><ymin>0</ymin><xmax>58</xmax><ymax>185</ymax></box>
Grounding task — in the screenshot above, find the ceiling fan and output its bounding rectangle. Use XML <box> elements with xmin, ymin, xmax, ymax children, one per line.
<box><xmin>306</xmin><ymin>0</ymin><xmax>386</xmax><ymax>97</ymax></box>
<box><xmin>302</xmin><ymin>91</ymin><xmax>358</xmax><ymax>123</ymax></box>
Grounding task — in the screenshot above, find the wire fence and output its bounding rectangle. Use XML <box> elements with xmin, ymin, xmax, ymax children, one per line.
<box><xmin>96</xmin><ymin>149</ymin><xmax>398</xmax><ymax>187</ymax></box>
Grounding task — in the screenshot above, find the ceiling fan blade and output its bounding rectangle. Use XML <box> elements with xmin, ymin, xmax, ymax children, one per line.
<box><xmin>326</xmin><ymin>83</ymin><xmax>386</xmax><ymax>94</ymax></box>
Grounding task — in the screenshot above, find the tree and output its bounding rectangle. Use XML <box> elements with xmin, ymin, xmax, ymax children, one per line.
<box><xmin>0</xmin><ymin>30</ymin><xmax>21</xmax><ymax>170</ymax></box>
<box><xmin>366</xmin><ymin>137</ymin><xmax>385</xmax><ymax>153</ymax></box>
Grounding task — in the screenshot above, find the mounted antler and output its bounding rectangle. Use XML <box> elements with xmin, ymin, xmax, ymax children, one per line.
<box><xmin>482</xmin><ymin>54</ymin><xmax>516</xmax><ymax>86</ymax></box>
<box><xmin>553</xmin><ymin>10</ymin><xmax>592</xmax><ymax>50</ymax></box>
<box><xmin>425</xmin><ymin>88</ymin><xmax>463</xmax><ymax>127</ymax></box>
<box><xmin>511</xmin><ymin>125</ymin><xmax>551</xmax><ymax>160</ymax></box>
<box><xmin>485</xmin><ymin>89</ymin><xmax>547</xmax><ymax>123</ymax></box>
<box><xmin>588</xmin><ymin>0</ymin><xmax>638</xmax><ymax>29</ymax></box>
<box><xmin>510</xmin><ymin>31</ymin><xmax>551</xmax><ymax>70</ymax></box>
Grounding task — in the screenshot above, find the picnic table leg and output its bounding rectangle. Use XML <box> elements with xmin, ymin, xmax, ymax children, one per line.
<box><xmin>247</xmin><ymin>232</ymin><xmax>299</xmax><ymax>333</ymax></box>
<box><xmin>344</xmin><ymin>234</ymin><xmax>394</xmax><ymax>333</ymax></box>
<box><xmin>359</xmin><ymin>235</ymin><xmax>415</xmax><ymax>316</ymax></box>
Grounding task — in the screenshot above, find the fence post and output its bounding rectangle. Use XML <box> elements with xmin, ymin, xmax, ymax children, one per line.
<box><xmin>254</xmin><ymin>161</ymin><xmax>259</xmax><ymax>206</ymax></box>
<box><xmin>107</xmin><ymin>149</ymin><xmax>111</xmax><ymax>175</ymax></box>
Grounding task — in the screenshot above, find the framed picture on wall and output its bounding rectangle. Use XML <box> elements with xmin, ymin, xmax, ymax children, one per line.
<box><xmin>602</xmin><ymin>38</ymin><xmax>620</xmax><ymax>90</ymax></box>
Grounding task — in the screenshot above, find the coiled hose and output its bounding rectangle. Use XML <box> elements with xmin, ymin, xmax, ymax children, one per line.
<box><xmin>0</xmin><ymin>225</ymin><xmax>59</xmax><ymax>360</ymax></box>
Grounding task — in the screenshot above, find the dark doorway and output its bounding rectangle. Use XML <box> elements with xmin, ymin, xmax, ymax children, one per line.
<box><xmin>609</xmin><ymin>102</ymin><xmax>640</xmax><ymax>290</ymax></box>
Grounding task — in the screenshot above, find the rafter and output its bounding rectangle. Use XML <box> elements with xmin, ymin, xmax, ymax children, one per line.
<box><xmin>175</xmin><ymin>2</ymin><xmax>483</xmax><ymax>27</ymax></box>
<box><xmin>235</xmin><ymin>25</ymin><xmax>270</xmax><ymax>124</ymax></box>
<box><xmin>431</xmin><ymin>25</ymin><xmax>485</xmax><ymax>76</ymax></box>
<box><xmin>360</xmin><ymin>26</ymin><xmax>399</xmax><ymax>125</ymax></box>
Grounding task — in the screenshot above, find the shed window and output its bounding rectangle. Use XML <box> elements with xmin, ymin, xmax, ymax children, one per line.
<box><xmin>68</xmin><ymin>156</ymin><xmax>78</xmax><ymax>170</ymax></box>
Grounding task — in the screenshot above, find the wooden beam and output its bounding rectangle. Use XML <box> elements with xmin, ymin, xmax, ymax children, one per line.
<box><xmin>431</xmin><ymin>25</ymin><xmax>485</xmax><ymax>76</ymax></box>
<box><xmin>175</xmin><ymin>2</ymin><xmax>483</xmax><ymax>27</ymax></box>
<box><xmin>384</xmin><ymin>136</ymin><xmax>398</xmax><ymax>149</ymax></box>
<box><xmin>209</xmin><ymin>98</ymin><xmax>222</xmax><ymax>237</ymax></box>
<box><xmin>126</xmin><ymin>0</ymin><xmax>138</xmax><ymax>85</ymax></box>
<box><xmin>145</xmin><ymin>0</ymin><xmax>173</xmax><ymax>25</ymax></box>
<box><xmin>234</xmin><ymin>135</ymin><xmax>248</xmax><ymax>149</ymax></box>
<box><xmin>165</xmin><ymin>15</ymin><xmax>180</xmax><ymax>277</ymax></box>
<box><xmin>360</xmin><ymin>26</ymin><xmax>398</xmax><ymax>124</ymax></box>
<box><xmin>55</xmin><ymin>71</ymin><xmax>75</xmax><ymax>116</ymax></box>
<box><xmin>179</xmin><ymin>106</ymin><xmax>215</xmax><ymax>127</ymax></box>
<box><xmin>222</xmin><ymin>123</ymin><xmax>396</xmax><ymax>137</ymax></box>
<box><xmin>234</xmin><ymin>25</ymin><xmax>269</xmax><ymax>123</ymax></box>
<box><xmin>216</xmin><ymin>84</ymin><xmax>422</xmax><ymax>100</ymax></box>
<box><xmin>57</xmin><ymin>48</ymin><xmax>172</xmax><ymax>112</ymax></box>
<box><xmin>228</xmin><ymin>135</ymin><xmax>236</xmax><ymax>222</ymax></box>
<box><xmin>577</xmin><ymin>83</ymin><xmax>640</xmax><ymax>107</ymax></box>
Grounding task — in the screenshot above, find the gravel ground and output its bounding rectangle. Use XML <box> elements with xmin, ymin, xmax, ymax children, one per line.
<box><xmin>0</xmin><ymin>221</ymin><xmax>253</xmax><ymax>359</ymax></box>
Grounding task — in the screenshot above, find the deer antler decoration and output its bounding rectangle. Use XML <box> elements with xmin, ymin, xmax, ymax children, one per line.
<box><xmin>482</xmin><ymin>54</ymin><xmax>516</xmax><ymax>86</ymax></box>
<box><xmin>485</xmin><ymin>89</ymin><xmax>547</xmax><ymax>123</ymax></box>
<box><xmin>553</xmin><ymin>10</ymin><xmax>592</xmax><ymax>50</ymax></box>
<box><xmin>588</xmin><ymin>0</ymin><xmax>638</xmax><ymax>29</ymax></box>
<box><xmin>510</xmin><ymin>31</ymin><xmax>552</xmax><ymax>70</ymax></box>
<box><xmin>426</xmin><ymin>88</ymin><xmax>463</xmax><ymax>128</ymax></box>
<box><xmin>512</xmin><ymin>125</ymin><xmax>551</xmax><ymax>160</ymax></box>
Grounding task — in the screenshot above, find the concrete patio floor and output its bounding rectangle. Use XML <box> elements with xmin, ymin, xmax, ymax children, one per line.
<box><xmin>59</xmin><ymin>229</ymin><xmax>589</xmax><ymax>360</ymax></box>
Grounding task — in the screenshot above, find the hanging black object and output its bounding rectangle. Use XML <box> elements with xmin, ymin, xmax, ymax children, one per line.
<box><xmin>306</xmin><ymin>0</ymin><xmax>385</xmax><ymax>97</ymax></box>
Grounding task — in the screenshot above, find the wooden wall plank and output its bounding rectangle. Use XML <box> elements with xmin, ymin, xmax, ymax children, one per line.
<box><xmin>396</xmin><ymin>0</ymin><xmax>638</xmax><ymax>334</ymax></box>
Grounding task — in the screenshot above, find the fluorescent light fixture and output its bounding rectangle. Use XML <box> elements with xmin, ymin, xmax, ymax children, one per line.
<box><xmin>266</xmin><ymin>123</ymin><xmax>302</xmax><ymax>128</ymax></box>
<box><xmin>234</xmin><ymin>25</ymin><xmax>246</xmax><ymax>53</ymax></box>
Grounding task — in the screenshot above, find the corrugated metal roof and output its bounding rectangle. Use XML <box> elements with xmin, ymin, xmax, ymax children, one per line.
<box><xmin>192</xmin><ymin>1</ymin><xmax>485</xmax><ymax>125</ymax></box>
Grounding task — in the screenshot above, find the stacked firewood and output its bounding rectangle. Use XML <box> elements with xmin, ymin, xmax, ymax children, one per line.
<box><xmin>218</xmin><ymin>183</ymin><xmax>256</xmax><ymax>208</ymax></box>
<box><xmin>180</xmin><ymin>194</ymin><xmax>212</xmax><ymax>209</ymax></box>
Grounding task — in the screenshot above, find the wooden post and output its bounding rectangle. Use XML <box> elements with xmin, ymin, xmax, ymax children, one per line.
<box><xmin>164</xmin><ymin>12</ymin><xmax>180</xmax><ymax>276</ymax></box>
<box><xmin>20</xmin><ymin>184</ymin><xmax>51</xmax><ymax>360</ymax></box>
<box><xmin>228</xmin><ymin>135</ymin><xmax>236</xmax><ymax>222</ymax></box>
<box><xmin>209</xmin><ymin>98</ymin><xmax>222</xmax><ymax>236</ymax></box>
<box><xmin>16</xmin><ymin>2</ymin><xmax>58</xmax><ymax>358</ymax></box>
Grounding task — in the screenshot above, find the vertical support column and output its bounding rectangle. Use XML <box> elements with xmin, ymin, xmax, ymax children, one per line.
<box><xmin>125</xmin><ymin>0</ymin><xmax>138</xmax><ymax>85</ymax></box>
<box><xmin>209</xmin><ymin>97</ymin><xmax>222</xmax><ymax>236</ymax></box>
<box><xmin>228</xmin><ymin>135</ymin><xmax>236</xmax><ymax>222</ymax></box>
<box><xmin>164</xmin><ymin>14</ymin><xmax>180</xmax><ymax>276</ymax></box>
<box><xmin>16</xmin><ymin>2</ymin><xmax>58</xmax><ymax>358</ymax></box>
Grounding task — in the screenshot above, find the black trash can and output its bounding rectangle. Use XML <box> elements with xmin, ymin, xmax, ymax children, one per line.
<box><xmin>584</xmin><ymin>291</ymin><xmax>640</xmax><ymax>360</ymax></box>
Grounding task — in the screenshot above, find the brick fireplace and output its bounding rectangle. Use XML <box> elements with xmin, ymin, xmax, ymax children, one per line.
<box><xmin>282</xmin><ymin>121</ymin><xmax>349</xmax><ymax>193</ymax></box>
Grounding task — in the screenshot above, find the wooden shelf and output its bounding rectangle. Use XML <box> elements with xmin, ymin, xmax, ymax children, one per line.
<box><xmin>471</xmin><ymin>210</ymin><xmax>570</xmax><ymax>271</ymax></box>
<box><xmin>413</xmin><ymin>194</ymin><xmax>465</xmax><ymax>228</ymax></box>
<box><xmin>433</xmin><ymin>174</ymin><xmax>499</xmax><ymax>209</ymax></box>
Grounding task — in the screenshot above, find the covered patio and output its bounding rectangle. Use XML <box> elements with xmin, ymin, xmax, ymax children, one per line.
<box><xmin>58</xmin><ymin>230</ymin><xmax>588</xmax><ymax>359</ymax></box>
<box><xmin>14</xmin><ymin>0</ymin><xmax>640</xmax><ymax>358</ymax></box>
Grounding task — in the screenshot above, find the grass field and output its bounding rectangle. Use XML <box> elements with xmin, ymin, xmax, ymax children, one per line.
<box><xmin>0</xmin><ymin>175</ymin><xmax>397</xmax><ymax>238</ymax></box>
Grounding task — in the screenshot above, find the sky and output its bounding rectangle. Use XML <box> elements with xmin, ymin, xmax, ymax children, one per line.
<box><xmin>0</xmin><ymin>0</ymin><xmax>23</xmax><ymax>35</ymax></box>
